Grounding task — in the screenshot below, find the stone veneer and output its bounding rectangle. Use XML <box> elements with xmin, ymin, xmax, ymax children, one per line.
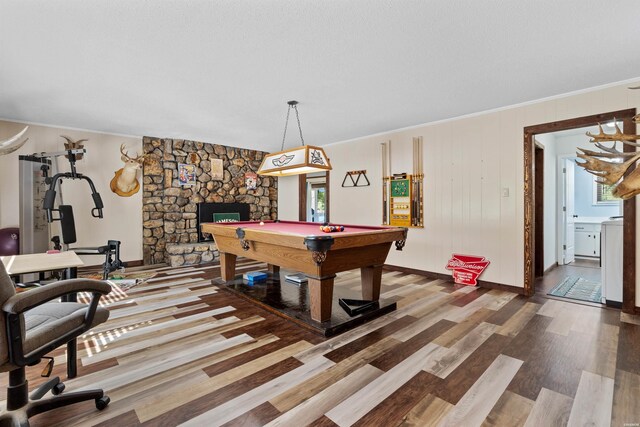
<box><xmin>142</xmin><ymin>137</ymin><xmax>277</xmax><ymax>266</ymax></box>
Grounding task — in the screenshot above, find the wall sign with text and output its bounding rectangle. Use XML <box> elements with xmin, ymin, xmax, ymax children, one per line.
<box><xmin>445</xmin><ymin>254</ymin><xmax>490</xmax><ymax>286</ymax></box>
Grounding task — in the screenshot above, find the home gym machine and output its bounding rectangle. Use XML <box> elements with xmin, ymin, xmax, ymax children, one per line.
<box><xmin>19</xmin><ymin>148</ymin><xmax>125</xmax><ymax>279</ymax></box>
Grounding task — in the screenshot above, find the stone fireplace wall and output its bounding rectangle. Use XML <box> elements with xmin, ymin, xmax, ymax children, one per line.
<box><xmin>142</xmin><ymin>137</ymin><xmax>277</xmax><ymax>265</ymax></box>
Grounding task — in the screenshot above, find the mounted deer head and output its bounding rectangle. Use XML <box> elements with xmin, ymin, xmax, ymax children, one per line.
<box><xmin>110</xmin><ymin>144</ymin><xmax>146</xmax><ymax>197</ymax></box>
<box><xmin>576</xmin><ymin>117</ymin><xmax>640</xmax><ymax>200</ymax></box>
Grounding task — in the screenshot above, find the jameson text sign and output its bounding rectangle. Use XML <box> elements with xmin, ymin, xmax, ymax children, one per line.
<box><xmin>445</xmin><ymin>254</ymin><xmax>490</xmax><ymax>286</ymax></box>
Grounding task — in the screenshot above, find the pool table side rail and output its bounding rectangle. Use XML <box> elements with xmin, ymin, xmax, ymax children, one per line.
<box><xmin>212</xmin><ymin>235</ymin><xmax>395</xmax><ymax>277</ymax></box>
<box><xmin>201</xmin><ymin>221</ymin><xmax>407</xmax><ymax>251</ymax></box>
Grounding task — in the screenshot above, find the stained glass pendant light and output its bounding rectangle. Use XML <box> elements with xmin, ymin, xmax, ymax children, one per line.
<box><xmin>257</xmin><ymin>101</ymin><xmax>332</xmax><ymax>176</ymax></box>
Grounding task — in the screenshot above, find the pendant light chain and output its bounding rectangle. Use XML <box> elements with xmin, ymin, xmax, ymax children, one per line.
<box><xmin>280</xmin><ymin>101</ymin><xmax>306</xmax><ymax>152</ymax></box>
<box><xmin>280</xmin><ymin>105</ymin><xmax>292</xmax><ymax>152</ymax></box>
<box><xmin>293</xmin><ymin>104</ymin><xmax>305</xmax><ymax>146</ymax></box>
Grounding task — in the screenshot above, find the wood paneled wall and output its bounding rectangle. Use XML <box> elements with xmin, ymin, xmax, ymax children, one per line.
<box><xmin>278</xmin><ymin>79</ymin><xmax>640</xmax><ymax>308</ymax></box>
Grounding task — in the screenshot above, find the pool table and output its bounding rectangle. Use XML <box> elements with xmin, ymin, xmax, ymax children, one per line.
<box><xmin>201</xmin><ymin>220</ymin><xmax>408</xmax><ymax>322</ymax></box>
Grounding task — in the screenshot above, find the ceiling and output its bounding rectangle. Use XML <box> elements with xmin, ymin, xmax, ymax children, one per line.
<box><xmin>1</xmin><ymin>1</ymin><xmax>640</xmax><ymax>152</ymax></box>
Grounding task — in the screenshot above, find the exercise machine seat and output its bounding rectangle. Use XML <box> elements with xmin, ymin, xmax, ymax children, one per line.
<box><xmin>57</xmin><ymin>205</ymin><xmax>125</xmax><ymax>279</ymax></box>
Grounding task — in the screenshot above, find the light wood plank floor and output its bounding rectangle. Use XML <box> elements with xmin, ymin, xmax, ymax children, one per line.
<box><xmin>4</xmin><ymin>259</ymin><xmax>638</xmax><ymax>427</ymax></box>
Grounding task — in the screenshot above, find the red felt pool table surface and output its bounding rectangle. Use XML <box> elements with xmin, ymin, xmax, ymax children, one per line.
<box><xmin>211</xmin><ymin>220</ymin><xmax>394</xmax><ymax>235</ymax></box>
<box><xmin>212</xmin><ymin>221</ymin><xmax>397</xmax><ymax>238</ymax></box>
<box><xmin>201</xmin><ymin>220</ymin><xmax>407</xmax><ymax>322</ymax></box>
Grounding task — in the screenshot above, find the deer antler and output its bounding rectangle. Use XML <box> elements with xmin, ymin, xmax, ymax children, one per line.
<box><xmin>593</xmin><ymin>141</ymin><xmax>626</xmax><ymax>154</ymax></box>
<box><xmin>60</xmin><ymin>135</ymin><xmax>89</xmax><ymax>145</ymax></box>
<box><xmin>576</xmin><ymin>148</ymin><xmax>640</xmax><ymax>186</ymax></box>
<box><xmin>120</xmin><ymin>143</ymin><xmax>130</xmax><ymax>159</ymax></box>
<box><xmin>577</xmin><ymin>147</ymin><xmax>636</xmax><ymax>159</ymax></box>
<box><xmin>120</xmin><ymin>144</ymin><xmax>145</xmax><ymax>162</ymax></box>
<box><xmin>586</xmin><ymin>123</ymin><xmax>640</xmax><ymax>146</ymax></box>
<box><xmin>60</xmin><ymin>135</ymin><xmax>87</xmax><ymax>160</ymax></box>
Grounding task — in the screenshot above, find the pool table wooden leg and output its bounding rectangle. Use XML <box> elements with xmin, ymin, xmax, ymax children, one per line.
<box><xmin>361</xmin><ymin>264</ymin><xmax>383</xmax><ymax>301</ymax></box>
<box><xmin>220</xmin><ymin>252</ymin><xmax>237</xmax><ymax>281</ymax></box>
<box><xmin>267</xmin><ymin>264</ymin><xmax>280</xmax><ymax>276</ymax></box>
<box><xmin>308</xmin><ymin>275</ymin><xmax>335</xmax><ymax>322</ymax></box>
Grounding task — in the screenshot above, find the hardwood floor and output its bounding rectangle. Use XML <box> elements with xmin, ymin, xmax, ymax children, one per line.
<box><xmin>5</xmin><ymin>259</ymin><xmax>638</xmax><ymax>426</ymax></box>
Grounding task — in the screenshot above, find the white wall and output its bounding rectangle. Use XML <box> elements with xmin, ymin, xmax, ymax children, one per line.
<box><xmin>277</xmin><ymin>176</ymin><xmax>299</xmax><ymax>221</ymax></box>
<box><xmin>279</xmin><ymin>80</ymin><xmax>640</xmax><ymax>307</ymax></box>
<box><xmin>534</xmin><ymin>133</ymin><xmax>557</xmax><ymax>271</ymax></box>
<box><xmin>0</xmin><ymin>120</ymin><xmax>143</xmax><ymax>263</ymax></box>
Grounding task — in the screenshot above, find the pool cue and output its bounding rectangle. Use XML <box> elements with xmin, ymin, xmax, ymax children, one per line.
<box><xmin>381</xmin><ymin>142</ymin><xmax>388</xmax><ymax>224</ymax></box>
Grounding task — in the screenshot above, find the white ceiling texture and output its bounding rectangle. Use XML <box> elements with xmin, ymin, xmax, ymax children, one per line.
<box><xmin>1</xmin><ymin>0</ymin><xmax>640</xmax><ymax>152</ymax></box>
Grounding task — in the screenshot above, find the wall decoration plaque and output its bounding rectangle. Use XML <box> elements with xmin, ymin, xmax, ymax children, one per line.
<box><xmin>211</xmin><ymin>158</ymin><xmax>223</xmax><ymax>180</ymax></box>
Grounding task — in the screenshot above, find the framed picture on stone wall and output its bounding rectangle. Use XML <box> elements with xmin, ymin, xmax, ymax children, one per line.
<box><xmin>245</xmin><ymin>172</ymin><xmax>257</xmax><ymax>190</ymax></box>
<box><xmin>178</xmin><ymin>163</ymin><xmax>196</xmax><ymax>186</ymax></box>
<box><xmin>211</xmin><ymin>158</ymin><xmax>223</xmax><ymax>180</ymax></box>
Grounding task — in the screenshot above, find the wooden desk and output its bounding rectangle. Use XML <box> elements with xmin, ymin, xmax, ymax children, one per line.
<box><xmin>1</xmin><ymin>251</ymin><xmax>83</xmax><ymax>276</ymax></box>
<box><xmin>1</xmin><ymin>251</ymin><xmax>84</xmax><ymax>378</ymax></box>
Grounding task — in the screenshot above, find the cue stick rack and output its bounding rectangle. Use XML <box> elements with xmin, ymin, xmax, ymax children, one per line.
<box><xmin>341</xmin><ymin>170</ymin><xmax>370</xmax><ymax>187</ymax></box>
<box><xmin>381</xmin><ymin>138</ymin><xmax>424</xmax><ymax>228</ymax></box>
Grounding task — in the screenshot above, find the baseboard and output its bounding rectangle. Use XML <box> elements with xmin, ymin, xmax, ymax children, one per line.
<box><xmin>383</xmin><ymin>264</ymin><xmax>448</xmax><ymax>280</ymax></box>
<box><xmin>477</xmin><ymin>280</ymin><xmax>527</xmax><ymax>295</ymax></box>
<box><xmin>383</xmin><ymin>264</ymin><xmax>526</xmax><ymax>295</ymax></box>
<box><xmin>605</xmin><ymin>300</ymin><xmax>623</xmax><ymax>309</ymax></box>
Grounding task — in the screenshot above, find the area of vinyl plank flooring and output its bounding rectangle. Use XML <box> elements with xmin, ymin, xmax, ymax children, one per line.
<box><xmin>5</xmin><ymin>258</ymin><xmax>639</xmax><ymax>426</ymax></box>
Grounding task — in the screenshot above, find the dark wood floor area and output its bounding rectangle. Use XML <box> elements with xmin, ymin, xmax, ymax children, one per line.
<box><xmin>535</xmin><ymin>258</ymin><xmax>601</xmax><ymax>295</ymax></box>
<box><xmin>4</xmin><ymin>259</ymin><xmax>639</xmax><ymax>426</ymax></box>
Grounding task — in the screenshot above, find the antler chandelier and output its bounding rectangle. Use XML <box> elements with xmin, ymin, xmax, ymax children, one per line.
<box><xmin>576</xmin><ymin>114</ymin><xmax>640</xmax><ymax>199</ymax></box>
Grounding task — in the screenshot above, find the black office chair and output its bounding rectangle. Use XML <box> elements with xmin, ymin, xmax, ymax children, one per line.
<box><xmin>57</xmin><ymin>205</ymin><xmax>125</xmax><ymax>279</ymax></box>
<box><xmin>0</xmin><ymin>262</ymin><xmax>111</xmax><ymax>426</ymax></box>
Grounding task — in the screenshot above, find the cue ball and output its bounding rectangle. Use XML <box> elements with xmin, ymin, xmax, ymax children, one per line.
<box><xmin>259</xmin><ymin>221</ymin><xmax>264</xmax><ymax>226</ymax></box>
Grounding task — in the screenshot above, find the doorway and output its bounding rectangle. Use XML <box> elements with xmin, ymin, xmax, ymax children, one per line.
<box><xmin>533</xmin><ymin>126</ymin><xmax>624</xmax><ymax>306</ymax></box>
<box><xmin>524</xmin><ymin>108</ymin><xmax>636</xmax><ymax>313</ymax></box>
<box><xmin>298</xmin><ymin>172</ymin><xmax>330</xmax><ymax>222</ymax></box>
<box><xmin>534</xmin><ymin>143</ymin><xmax>544</xmax><ymax>277</ymax></box>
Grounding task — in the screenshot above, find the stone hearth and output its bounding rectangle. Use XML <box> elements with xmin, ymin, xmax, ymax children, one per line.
<box><xmin>166</xmin><ymin>242</ymin><xmax>219</xmax><ymax>267</ymax></box>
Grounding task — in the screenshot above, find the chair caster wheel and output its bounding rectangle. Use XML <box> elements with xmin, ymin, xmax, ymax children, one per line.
<box><xmin>52</xmin><ymin>382</ymin><xmax>65</xmax><ymax>395</ymax></box>
<box><xmin>96</xmin><ymin>396</ymin><xmax>110</xmax><ymax>410</ymax></box>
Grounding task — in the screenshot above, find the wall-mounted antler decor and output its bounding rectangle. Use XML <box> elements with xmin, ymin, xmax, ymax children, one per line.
<box><xmin>60</xmin><ymin>135</ymin><xmax>87</xmax><ymax>160</ymax></box>
<box><xmin>0</xmin><ymin>126</ymin><xmax>29</xmax><ymax>156</ymax></box>
<box><xmin>576</xmin><ymin>114</ymin><xmax>640</xmax><ymax>199</ymax></box>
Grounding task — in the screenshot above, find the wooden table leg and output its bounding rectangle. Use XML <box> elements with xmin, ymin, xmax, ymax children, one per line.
<box><xmin>361</xmin><ymin>265</ymin><xmax>383</xmax><ymax>301</ymax></box>
<box><xmin>220</xmin><ymin>252</ymin><xmax>237</xmax><ymax>281</ymax></box>
<box><xmin>308</xmin><ymin>275</ymin><xmax>335</xmax><ymax>322</ymax></box>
